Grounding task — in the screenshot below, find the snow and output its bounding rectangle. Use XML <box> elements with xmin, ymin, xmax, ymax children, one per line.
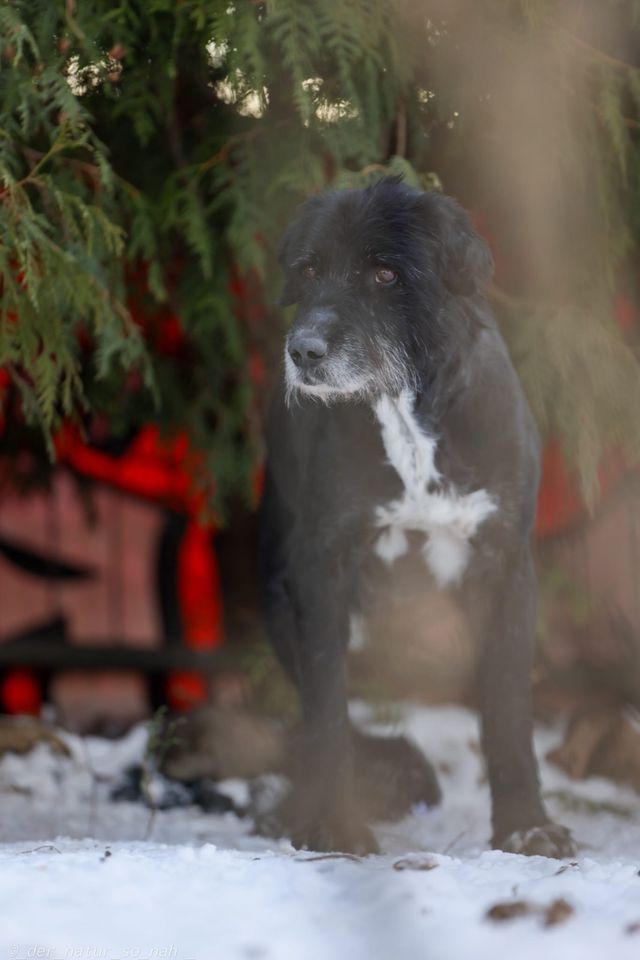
<box><xmin>1</xmin><ymin>705</ymin><xmax>640</xmax><ymax>960</ymax></box>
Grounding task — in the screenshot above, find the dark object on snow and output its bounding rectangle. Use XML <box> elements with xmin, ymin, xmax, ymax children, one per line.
<box><xmin>188</xmin><ymin>779</ymin><xmax>238</xmax><ymax>814</ymax></box>
<box><xmin>261</xmin><ymin>177</ymin><xmax>574</xmax><ymax>857</ymax></box>
<box><xmin>111</xmin><ymin>766</ymin><xmax>191</xmax><ymax>808</ymax></box>
<box><xmin>111</xmin><ymin>765</ymin><xmax>238</xmax><ymax>814</ymax></box>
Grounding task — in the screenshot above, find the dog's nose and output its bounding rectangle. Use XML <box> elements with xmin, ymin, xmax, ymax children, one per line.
<box><xmin>288</xmin><ymin>331</ymin><xmax>329</xmax><ymax>368</ymax></box>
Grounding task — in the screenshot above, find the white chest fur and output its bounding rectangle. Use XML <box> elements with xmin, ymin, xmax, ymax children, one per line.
<box><xmin>373</xmin><ymin>390</ymin><xmax>497</xmax><ymax>588</ymax></box>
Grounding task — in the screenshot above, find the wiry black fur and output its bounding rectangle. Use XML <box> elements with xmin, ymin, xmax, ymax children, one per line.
<box><xmin>261</xmin><ymin>178</ymin><xmax>574</xmax><ymax>857</ymax></box>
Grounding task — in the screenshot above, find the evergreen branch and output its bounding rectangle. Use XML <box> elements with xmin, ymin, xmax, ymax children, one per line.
<box><xmin>558</xmin><ymin>27</ymin><xmax>640</xmax><ymax>74</ymax></box>
<box><xmin>20</xmin><ymin>144</ymin><xmax>102</xmax><ymax>185</ymax></box>
<box><xmin>198</xmin><ymin>121</ymin><xmax>289</xmax><ymax>174</ymax></box>
<box><xmin>1</xmin><ymin>0</ymin><xmax>639</xmax><ymax>513</ymax></box>
<box><xmin>589</xmin><ymin>103</ymin><xmax>640</xmax><ymax>131</ymax></box>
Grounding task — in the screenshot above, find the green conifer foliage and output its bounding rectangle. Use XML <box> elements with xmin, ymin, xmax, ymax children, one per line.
<box><xmin>1</xmin><ymin>1</ymin><xmax>639</xmax><ymax>508</ymax></box>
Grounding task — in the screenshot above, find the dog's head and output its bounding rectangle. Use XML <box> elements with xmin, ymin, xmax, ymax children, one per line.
<box><xmin>279</xmin><ymin>177</ymin><xmax>493</xmax><ymax>402</ymax></box>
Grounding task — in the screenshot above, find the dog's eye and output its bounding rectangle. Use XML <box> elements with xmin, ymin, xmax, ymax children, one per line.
<box><xmin>375</xmin><ymin>266</ymin><xmax>397</xmax><ymax>286</ymax></box>
<box><xmin>301</xmin><ymin>264</ymin><xmax>317</xmax><ymax>279</ymax></box>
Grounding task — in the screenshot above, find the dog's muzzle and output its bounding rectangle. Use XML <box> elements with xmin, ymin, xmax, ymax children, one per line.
<box><xmin>284</xmin><ymin>307</ymin><xmax>376</xmax><ymax>400</ymax></box>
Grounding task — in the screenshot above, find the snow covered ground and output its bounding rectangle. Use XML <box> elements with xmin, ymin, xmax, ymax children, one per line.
<box><xmin>1</xmin><ymin>704</ymin><xmax>640</xmax><ymax>960</ymax></box>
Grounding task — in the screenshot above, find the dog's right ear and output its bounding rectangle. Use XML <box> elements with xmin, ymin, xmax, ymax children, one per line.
<box><xmin>419</xmin><ymin>191</ymin><xmax>494</xmax><ymax>296</ymax></box>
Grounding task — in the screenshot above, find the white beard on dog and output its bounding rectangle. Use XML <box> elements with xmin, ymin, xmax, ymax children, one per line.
<box><xmin>373</xmin><ymin>390</ymin><xmax>497</xmax><ymax>588</ymax></box>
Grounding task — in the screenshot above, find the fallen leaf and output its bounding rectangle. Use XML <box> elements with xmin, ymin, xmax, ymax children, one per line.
<box><xmin>393</xmin><ymin>855</ymin><xmax>439</xmax><ymax>871</ymax></box>
<box><xmin>486</xmin><ymin>900</ymin><xmax>535</xmax><ymax>922</ymax></box>
<box><xmin>543</xmin><ymin>898</ymin><xmax>575</xmax><ymax>927</ymax></box>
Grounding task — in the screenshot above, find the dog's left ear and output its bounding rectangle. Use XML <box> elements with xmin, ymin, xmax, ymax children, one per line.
<box><xmin>421</xmin><ymin>192</ymin><xmax>494</xmax><ymax>296</ymax></box>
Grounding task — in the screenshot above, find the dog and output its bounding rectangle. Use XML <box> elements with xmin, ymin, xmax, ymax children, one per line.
<box><xmin>261</xmin><ymin>176</ymin><xmax>574</xmax><ymax>857</ymax></box>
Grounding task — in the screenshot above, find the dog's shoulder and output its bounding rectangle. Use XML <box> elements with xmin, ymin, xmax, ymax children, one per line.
<box><xmin>438</xmin><ymin>321</ymin><xmax>538</xmax><ymax>452</ymax></box>
<box><xmin>428</xmin><ymin>323</ymin><xmax>540</xmax><ymax>532</ymax></box>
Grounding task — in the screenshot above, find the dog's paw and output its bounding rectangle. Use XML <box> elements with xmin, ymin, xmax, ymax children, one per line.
<box><xmin>494</xmin><ymin>823</ymin><xmax>576</xmax><ymax>859</ymax></box>
<box><xmin>252</xmin><ymin>778</ymin><xmax>380</xmax><ymax>856</ymax></box>
<box><xmin>291</xmin><ymin>817</ymin><xmax>379</xmax><ymax>856</ymax></box>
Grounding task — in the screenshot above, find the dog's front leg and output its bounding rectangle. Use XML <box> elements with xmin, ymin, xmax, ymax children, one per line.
<box><xmin>471</xmin><ymin>546</ymin><xmax>575</xmax><ymax>858</ymax></box>
<box><xmin>287</xmin><ymin>555</ymin><xmax>378</xmax><ymax>855</ymax></box>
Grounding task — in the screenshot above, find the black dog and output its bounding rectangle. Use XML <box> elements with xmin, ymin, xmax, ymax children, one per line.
<box><xmin>261</xmin><ymin>177</ymin><xmax>574</xmax><ymax>858</ymax></box>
